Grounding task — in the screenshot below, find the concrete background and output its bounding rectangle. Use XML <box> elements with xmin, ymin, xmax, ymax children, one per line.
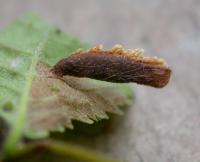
<box><xmin>0</xmin><ymin>0</ymin><xmax>200</xmax><ymax>162</ymax></box>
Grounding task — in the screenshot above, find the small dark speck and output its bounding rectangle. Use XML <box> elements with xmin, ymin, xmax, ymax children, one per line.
<box><xmin>55</xmin><ymin>28</ymin><xmax>61</xmax><ymax>34</ymax></box>
<box><xmin>2</xmin><ymin>101</ymin><xmax>13</xmax><ymax>112</ymax></box>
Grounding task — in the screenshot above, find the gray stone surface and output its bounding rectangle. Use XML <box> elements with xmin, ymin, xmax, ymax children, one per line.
<box><xmin>0</xmin><ymin>0</ymin><xmax>200</xmax><ymax>162</ymax></box>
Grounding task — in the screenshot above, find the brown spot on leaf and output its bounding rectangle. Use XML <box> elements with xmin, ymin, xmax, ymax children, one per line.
<box><xmin>28</xmin><ymin>63</ymin><xmax>131</xmax><ymax>132</ymax></box>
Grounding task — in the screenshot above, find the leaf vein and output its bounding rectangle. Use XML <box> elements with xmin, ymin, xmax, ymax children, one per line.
<box><xmin>4</xmin><ymin>32</ymin><xmax>50</xmax><ymax>155</ymax></box>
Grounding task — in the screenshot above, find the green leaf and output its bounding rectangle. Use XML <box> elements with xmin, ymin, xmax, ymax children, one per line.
<box><xmin>0</xmin><ymin>14</ymin><xmax>133</xmax><ymax>156</ymax></box>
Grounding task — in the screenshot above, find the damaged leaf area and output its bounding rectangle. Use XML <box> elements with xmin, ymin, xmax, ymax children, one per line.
<box><xmin>28</xmin><ymin>63</ymin><xmax>130</xmax><ymax>133</ymax></box>
<box><xmin>0</xmin><ymin>14</ymin><xmax>133</xmax><ymax>155</ymax></box>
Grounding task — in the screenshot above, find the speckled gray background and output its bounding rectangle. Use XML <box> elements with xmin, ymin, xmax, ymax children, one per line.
<box><xmin>0</xmin><ymin>0</ymin><xmax>200</xmax><ymax>162</ymax></box>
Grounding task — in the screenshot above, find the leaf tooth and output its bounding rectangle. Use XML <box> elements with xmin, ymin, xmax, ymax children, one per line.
<box><xmin>104</xmin><ymin>104</ymin><xmax>124</xmax><ymax>115</ymax></box>
<box><xmin>63</xmin><ymin>121</ymin><xmax>74</xmax><ymax>129</ymax></box>
<box><xmin>92</xmin><ymin>110</ymin><xmax>109</xmax><ymax>121</ymax></box>
<box><xmin>72</xmin><ymin>111</ymin><xmax>94</xmax><ymax>124</ymax></box>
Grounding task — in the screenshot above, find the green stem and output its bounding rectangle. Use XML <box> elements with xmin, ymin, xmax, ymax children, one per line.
<box><xmin>6</xmin><ymin>140</ymin><xmax>120</xmax><ymax>162</ymax></box>
<box><xmin>3</xmin><ymin>33</ymin><xmax>49</xmax><ymax>156</ymax></box>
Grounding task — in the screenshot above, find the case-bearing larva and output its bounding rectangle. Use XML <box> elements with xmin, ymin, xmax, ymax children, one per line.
<box><xmin>50</xmin><ymin>45</ymin><xmax>171</xmax><ymax>88</ymax></box>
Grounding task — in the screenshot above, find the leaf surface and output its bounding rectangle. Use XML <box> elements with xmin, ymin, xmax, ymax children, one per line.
<box><xmin>27</xmin><ymin>63</ymin><xmax>131</xmax><ymax>137</ymax></box>
<box><xmin>0</xmin><ymin>14</ymin><xmax>133</xmax><ymax>154</ymax></box>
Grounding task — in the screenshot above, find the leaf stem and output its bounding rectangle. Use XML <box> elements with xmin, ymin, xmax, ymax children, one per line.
<box><xmin>3</xmin><ymin>33</ymin><xmax>49</xmax><ymax>156</ymax></box>
<box><xmin>6</xmin><ymin>140</ymin><xmax>120</xmax><ymax>162</ymax></box>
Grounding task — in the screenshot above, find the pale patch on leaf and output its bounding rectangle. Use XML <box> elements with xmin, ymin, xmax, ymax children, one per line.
<box><xmin>27</xmin><ymin>63</ymin><xmax>130</xmax><ymax>133</ymax></box>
